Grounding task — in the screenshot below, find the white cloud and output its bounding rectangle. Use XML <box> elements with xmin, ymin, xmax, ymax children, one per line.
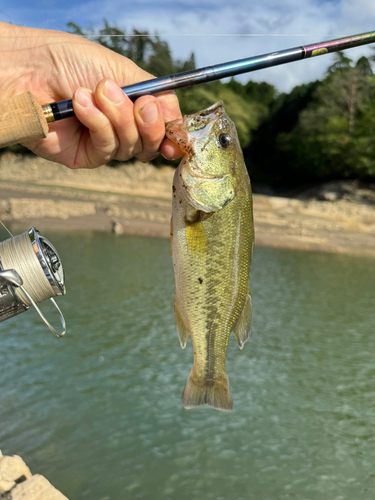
<box><xmin>340</xmin><ymin>0</ymin><xmax>375</xmax><ymax>27</ymax></box>
<box><xmin>2</xmin><ymin>0</ymin><xmax>375</xmax><ymax>92</ymax></box>
<box><xmin>99</xmin><ymin>0</ymin><xmax>374</xmax><ymax>92</ymax></box>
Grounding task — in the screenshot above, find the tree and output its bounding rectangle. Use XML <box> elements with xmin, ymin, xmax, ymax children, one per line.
<box><xmin>177</xmin><ymin>81</ymin><xmax>267</xmax><ymax>149</ymax></box>
<box><xmin>244</xmin><ymin>81</ymin><xmax>317</xmax><ymax>184</ymax></box>
<box><xmin>326</xmin><ymin>51</ymin><xmax>352</xmax><ymax>74</ymax></box>
<box><xmin>66</xmin><ymin>21</ymin><xmax>259</xmax><ymax>150</ymax></box>
<box><xmin>277</xmin><ymin>54</ymin><xmax>375</xmax><ymax>181</ymax></box>
<box><xmin>66</xmin><ymin>21</ymin><xmax>195</xmax><ymax>76</ymax></box>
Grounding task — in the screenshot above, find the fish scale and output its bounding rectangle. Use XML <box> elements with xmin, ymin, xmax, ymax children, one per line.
<box><xmin>166</xmin><ymin>101</ymin><xmax>254</xmax><ymax>411</ymax></box>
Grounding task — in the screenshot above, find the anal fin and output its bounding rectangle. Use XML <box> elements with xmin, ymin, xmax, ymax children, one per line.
<box><xmin>174</xmin><ymin>296</ymin><xmax>190</xmax><ymax>349</ymax></box>
<box><xmin>232</xmin><ymin>293</ymin><xmax>252</xmax><ymax>349</ymax></box>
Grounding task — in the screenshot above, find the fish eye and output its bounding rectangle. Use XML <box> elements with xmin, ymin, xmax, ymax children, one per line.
<box><xmin>218</xmin><ymin>134</ymin><xmax>231</xmax><ymax>148</ymax></box>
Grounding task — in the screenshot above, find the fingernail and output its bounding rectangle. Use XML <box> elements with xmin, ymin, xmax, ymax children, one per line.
<box><xmin>75</xmin><ymin>88</ymin><xmax>93</xmax><ymax>108</ymax></box>
<box><xmin>103</xmin><ymin>79</ymin><xmax>125</xmax><ymax>104</ymax></box>
<box><xmin>139</xmin><ymin>102</ymin><xmax>158</xmax><ymax>124</ymax></box>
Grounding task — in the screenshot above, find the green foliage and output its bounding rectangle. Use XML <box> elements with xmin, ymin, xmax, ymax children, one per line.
<box><xmin>356</xmin><ymin>56</ymin><xmax>373</xmax><ymax>76</ymax></box>
<box><xmin>4</xmin><ymin>20</ymin><xmax>375</xmax><ymax>186</ymax></box>
<box><xmin>145</xmin><ymin>38</ymin><xmax>175</xmax><ymax>76</ymax></box>
<box><xmin>273</xmin><ymin>53</ymin><xmax>375</xmax><ymax>182</ymax></box>
<box><xmin>246</xmin><ymin>52</ymin><xmax>375</xmax><ymax>185</ymax></box>
<box><xmin>67</xmin><ymin>20</ymin><xmax>194</xmax><ymax>76</ymax></box>
<box><xmin>244</xmin><ymin>81</ymin><xmax>319</xmax><ymax>184</ymax></box>
<box><xmin>226</xmin><ymin>78</ymin><xmax>276</xmax><ymax>106</ymax></box>
<box><xmin>67</xmin><ymin>21</ymin><xmax>265</xmax><ymax>150</ymax></box>
<box><xmin>326</xmin><ymin>51</ymin><xmax>352</xmax><ymax>74</ymax></box>
<box><xmin>244</xmin><ymin>80</ymin><xmax>276</xmax><ymax>106</ymax></box>
<box><xmin>177</xmin><ymin>81</ymin><xmax>268</xmax><ymax>149</ymax></box>
<box><xmin>66</xmin><ymin>22</ymin><xmax>85</xmax><ymax>36</ymax></box>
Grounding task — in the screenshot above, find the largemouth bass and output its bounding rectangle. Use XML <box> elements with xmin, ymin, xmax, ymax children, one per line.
<box><xmin>166</xmin><ymin>101</ymin><xmax>254</xmax><ymax>411</ymax></box>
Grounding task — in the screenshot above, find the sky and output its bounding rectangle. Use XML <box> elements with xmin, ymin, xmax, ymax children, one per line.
<box><xmin>1</xmin><ymin>0</ymin><xmax>375</xmax><ymax>92</ymax></box>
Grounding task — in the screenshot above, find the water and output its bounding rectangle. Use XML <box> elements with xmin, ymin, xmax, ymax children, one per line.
<box><xmin>1</xmin><ymin>229</ymin><xmax>375</xmax><ymax>500</ymax></box>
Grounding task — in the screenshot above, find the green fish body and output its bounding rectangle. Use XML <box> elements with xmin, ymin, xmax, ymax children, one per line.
<box><xmin>166</xmin><ymin>102</ymin><xmax>254</xmax><ymax>411</ymax></box>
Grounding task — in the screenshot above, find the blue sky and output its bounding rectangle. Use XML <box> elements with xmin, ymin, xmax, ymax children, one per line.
<box><xmin>1</xmin><ymin>0</ymin><xmax>375</xmax><ymax>92</ymax></box>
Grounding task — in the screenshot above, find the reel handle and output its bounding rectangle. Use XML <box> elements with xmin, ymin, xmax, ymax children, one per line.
<box><xmin>0</xmin><ymin>92</ymin><xmax>48</xmax><ymax>148</ymax></box>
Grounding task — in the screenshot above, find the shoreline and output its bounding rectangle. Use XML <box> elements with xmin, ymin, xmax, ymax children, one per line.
<box><xmin>1</xmin><ymin>153</ymin><xmax>375</xmax><ymax>258</ymax></box>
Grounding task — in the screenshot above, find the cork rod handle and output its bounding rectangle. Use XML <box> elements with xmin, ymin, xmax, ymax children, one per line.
<box><xmin>0</xmin><ymin>92</ymin><xmax>49</xmax><ymax>148</ymax></box>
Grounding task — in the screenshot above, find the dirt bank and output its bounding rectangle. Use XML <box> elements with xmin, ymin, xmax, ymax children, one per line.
<box><xmin>1</xmin><ymin>152</ymin><xmax>375</xmax><ymax>257</ymax></box>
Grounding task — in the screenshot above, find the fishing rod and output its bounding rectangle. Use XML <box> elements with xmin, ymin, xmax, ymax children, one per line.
<box><xmin>0</xmin><ymin>30</ymin><xmax>375</xmax><ymax>148</ymax></box>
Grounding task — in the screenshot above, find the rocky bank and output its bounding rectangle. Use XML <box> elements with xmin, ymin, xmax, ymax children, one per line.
<box><xmin>0</xmin><ymin>451</ymin><xmax>67</xmax><ymax>500</ymax></box>
<box><xmin>1</xmin><ymin>152</ymin><xmax>375</xmax><ymax>257</ymax></box>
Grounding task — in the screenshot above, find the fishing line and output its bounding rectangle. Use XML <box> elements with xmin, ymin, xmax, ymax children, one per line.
<box><xmin>80</xmin><ymin>33</ymin><xmax>350</xmax><ymax>37</ymax></box>
<box><xmin>0</xmin><ymin>219</ymin><xmax>13</xmax><ymax>237</ymax></box>
<box><xmin>0</xmin><ymin>231</ymin><xmax>54</xmax><ymax>306</ymax></box>
<box><xmin>0</xmin><ymin>33</ymin><xmax>355</xmax><ymax>38</ymax></box>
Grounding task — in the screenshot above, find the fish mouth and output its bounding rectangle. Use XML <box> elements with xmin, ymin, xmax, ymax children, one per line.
<box><xmin>165</xmin><ymin>101</ymin><xmax>226</xmax><ymax>153</ymax></box>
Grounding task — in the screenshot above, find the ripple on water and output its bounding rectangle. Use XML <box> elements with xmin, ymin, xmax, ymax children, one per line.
<box><xmin>1</xmin><ymin>233</ymin><xmax>375</xmax><ymax>499</ymax></box>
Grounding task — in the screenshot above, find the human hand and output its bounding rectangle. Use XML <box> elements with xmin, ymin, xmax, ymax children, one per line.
<box><xmin>0</xmin><ymin>22</ymin><xmax>182</xmax><ymax>168</ymax></box>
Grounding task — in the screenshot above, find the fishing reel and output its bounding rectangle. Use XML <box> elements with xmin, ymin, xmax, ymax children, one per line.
<box><xmin>0</xmin><ymin>227</ymin><xmax>66</xmax><ymax>337</ymax></box>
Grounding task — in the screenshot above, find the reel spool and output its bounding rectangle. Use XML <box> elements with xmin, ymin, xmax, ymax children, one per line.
<box><xmin>0</xmin><ymin>227</ymin><xmax>66</xmax><ymax>337</ymax></box>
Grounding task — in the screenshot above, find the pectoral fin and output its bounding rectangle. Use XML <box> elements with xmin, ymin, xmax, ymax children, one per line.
<box><xmin>232</xmin><ymin>294</ymin><xmax>252</xmax><ymax>349</ymax></box>
<box><xmin>174</xmin><ymin>296</ymin><xmax>190</xmax><ymax>349</ymax></box>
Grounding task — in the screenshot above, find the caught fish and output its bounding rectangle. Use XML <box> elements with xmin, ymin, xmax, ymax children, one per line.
<box><xmin>166</xmin><ymin>101</ymin><xmax>254</xmax><ymax>411</ymax></box>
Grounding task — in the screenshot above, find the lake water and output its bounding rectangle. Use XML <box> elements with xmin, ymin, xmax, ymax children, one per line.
<box><xmin>0</xmin><ymin>229</ymin><xmax>375</xmax><ymax>500</ymax></box>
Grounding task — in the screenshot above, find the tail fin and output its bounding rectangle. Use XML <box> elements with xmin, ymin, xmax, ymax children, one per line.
<box><xmin>181</xmin><ymin>368</ymin><xmax>233</xmax><ymax>411</ymax></box>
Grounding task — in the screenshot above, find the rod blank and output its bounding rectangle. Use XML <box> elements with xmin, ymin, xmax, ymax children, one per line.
<box><xmin>1</xmin><ymin>30</ymin><xmax>375</xmax><ymax>149</ymax></box>
<box><xmin>44</xmin><ymin>30</ymin><xmax>375</xmax><ymax>123</ymax></box>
